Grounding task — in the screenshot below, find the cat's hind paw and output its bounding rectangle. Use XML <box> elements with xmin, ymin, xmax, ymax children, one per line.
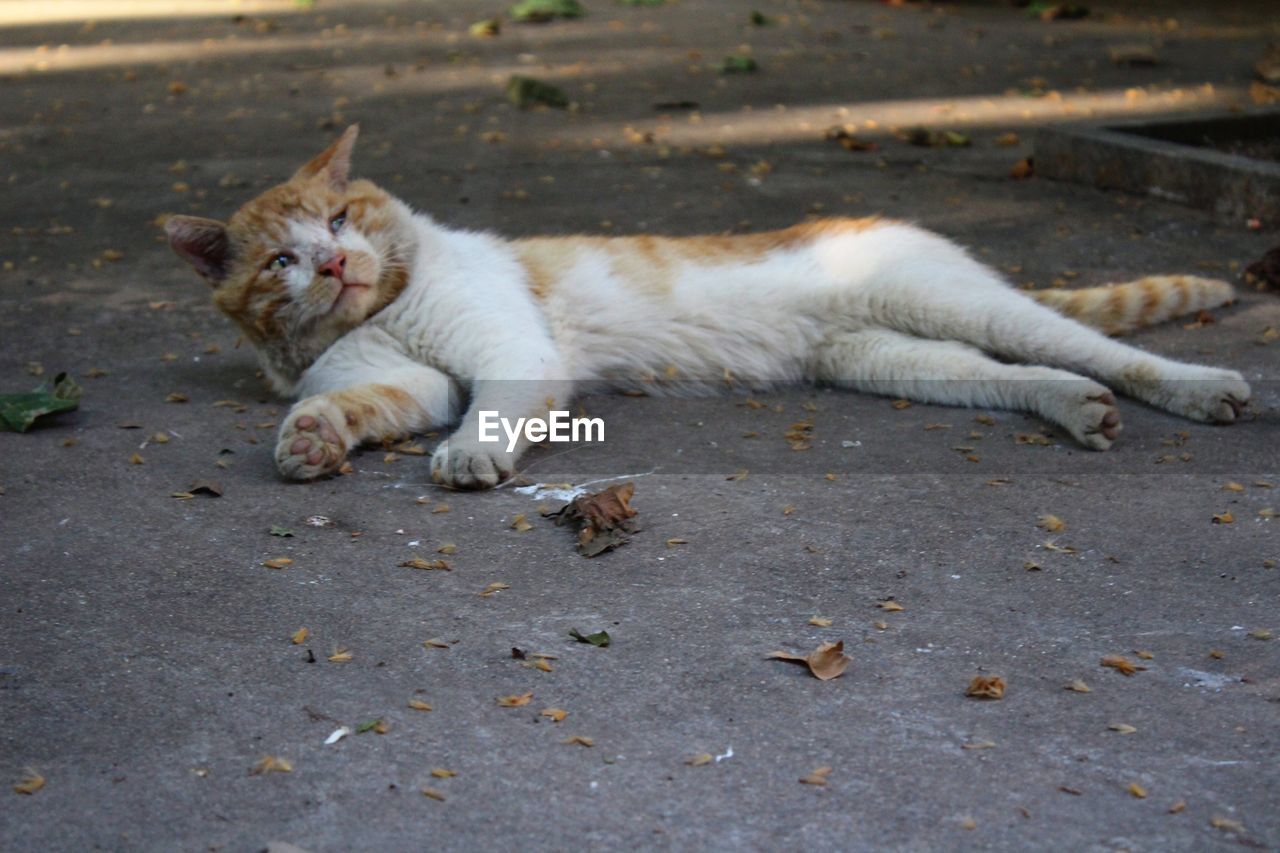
<box><xmin>431</xmin><ymin>438</ymin><xmax>515</xmax><ymax>490</ymax></box>
<box><xmin>1050</xmin><ymin>384</ymin><xmax>1122</xmax><ymax>451</ymax></box>
<box><xmin>1161</xmin><ymin>371</ymin><xmax>1251</xmax><ymax>424</ymax></box>
<box><xmin>276</xmin><ymin>402</ymin><xmax>349</xmax><ymax>480</ymax></box>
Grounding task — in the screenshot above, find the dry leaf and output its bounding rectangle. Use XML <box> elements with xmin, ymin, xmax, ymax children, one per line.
<box><xmin>522</xmin><ymin>658</ymin><xmax>553</xmax><ymax>672</ymax></box>
<box><xmin>422</xmin><ymin>788</ymin><xmax>446</xmax><ymax>801</ymax></box>
<box><xmin>1222</xmin><ymin>481</ymin><xmax>1245</xmax><ymax>492</ymax></box>
<box><xmin>540</xmin><ymin>708</ymin><xmax>567</xmax><ymax>722</ymax></box>
<box><xmin>1135</xmin><ymin>650</ymin><xmax>1155</xmax><ymax>660</ymax></box>
<box><xmin>13</xmin><ymin>769</ymin><xmax>44</xmax><ymax>795</ymax></box>
<box><xmin>965</xmin><ymin>675</ymin><xmax>1006</xmax><ymax>699</ymax></box>
<box><xmin>511</xmin><ymin>513</ymin><xmax>534</xmax><ymax>532</ymax></box>
<box><xmin>666</xmin><ymin>538</ymin><xmax>688</xmax><ymax>547</ymax></box>
<box><xmin>497</xmin><ymin>691</ymin><xmax>534</xmax><ymax>707</ymax></box>
<box><xmin>563</xmin><ymin>735</ymin><xmax>594</xmax><ymax>747</ymax></box>
<box><xmin>767</xmin><ymin>640</ymin><xmax>851</xmax><ymax>681</ymax></box>
<box><xmin>129</xmin><ymin>453</ymin><xmax>144</xmax><ymax>465</ymax></box>
<box><xmin>808</xmin><ymin>616</ymin><xmax>833</xmax><ymax>627</ymax></box>
<box><xmin>262</xmin><ymin>557</ymin><xmax>293</xmax><ymax>569</ymax></box>
<box><xmin>251</xmin><ymin>756</ymin><xmax>293</xmax><ymax>775</ymax></box>
<box><xmin>400</xmin><ymin>557</ymin><xmax>452</xmax><ymax>571</ymax></box>
<box><xmin>408</xmin><ymin>699</ymin><xmax>433</xmax><ymax>712</ymax></box>
<box><xmin>550</xmin><ymin>483</ymin><xmax>640</xmax><ymax>556</ymax></box>
<box><xmin>800</xmin><ymin>766</ymin><xmax>833</xmax><ymax>786</ymax></box>
<box><xmin>877</xmin><ymin>601</ymin><xmax>904</xmax><ymax>612</ymax></box>
<box><xmin>1168</xmin><ymin>800</ymin><xmax>1187</xmax><ymax>814</ymax></box>
<box><xmin>1065</xmin><ymin>679</ymin><xmax>1091</xmax><ymax>693</ymax></box>
<box><xmin>1010</xmin><ymin>157</ymin><xmax>1034</xmax><ymax>179</ymax></box>
<box><xmin>290</xmin><ymin>627</ymin><xmax>309</xmax><ymax>645</ymax></box>
<box><xmin>438</xmin><ymin>543</ymin><xmax>458</xmax><ymax>554</ymax></box>
<box><xmin>1212</xmin><ymin>511</ymin><xmax>1234</xmax><ymax>524</ymax></box>
<box><xmin>1109</xmin><ymin>723</ymin><xmax>1138</xmax><ymax>734</ymax></box>
<box><xmin>327</xmin><ymin>647</ymin><xmax>352</xmax><ymax>663</ymax></box>
<box><xmin>1101</xmin><ymin>655</ymin><xmax>1145</xmax><ymax>675</ymax></box>
<box><xmin>1211</xmin><ymin>816</ymin><xmax>1244</xmax><ymax>833</ymax></box>
<box><xmin>479</xmin><ymin>582</ymin><xmax>510</xmax><ymax>597</ymax></box>
<box><xmin>962</xmin><ymin>741</ymin><xmax>997</xmax><ymax>750</ymax></box>
<box><xmin>423</xmin><ymin>638</ymin><xmax>450</xmax><ymax>649</ymax></box>
<box><xmin>1037</xmin><ymin>514</ymin><xmax>1066</xmax><ymax>532</ymax></box>
<box><xmin>890</xmin><ymin>399</ymin><xmax>912</xmax><ymax>410</ymax></box>
<box><xmin>727</xmin><ymin>469</ymin><xmax>749</xmax><ymax>481</ymax></box>
<box><xmin>686</xmin><ymin>753</ymin><xmax>713</xmax><ymax>766</ymax></box>
<box><xmin>430</xmin><ymin>768</ymin><xmax>457</xmax><ymax>778</ymax></box>
<box><xmin>1249</xmin><ymin>629</ymin><xmax>1272</xmax><ymax>640</ymax></box>
<box><xmin>165</xmin><ymin>392</ymin><xmax>188</xmax><ymax>403</ymax></box>
<box><xmin>431</xmin><ymin>504</ymin><xmax>451</xmax><ymax>514</ymax></box>
<box><xmin>1209</xmin><ymin>649</ymin><xmax>1225</xmax><ymax>659</ymax></box>
<box><xmin>1128</xmin><ymin>782</ymin><xmax>1148</xmax><ymax>799</ymax></box>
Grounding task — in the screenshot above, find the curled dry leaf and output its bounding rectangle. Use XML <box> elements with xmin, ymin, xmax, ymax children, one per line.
<box><xmin>1168</xmin><ymin>800</ymin><xmax>1187</xmax><ymax>814</ymax></box>
<box><xmin>1101</xmin><ymin>655</ymin><xmax>1145</xmax><ymax>676</ymax></box>
<box><xmin>1109</xmin><ymin>723</ymin><xmax>1138</xmax><ymax>734</ymax></box>
<box><xmin>800</xmin><ymin>766</ymin><xmax>833</xmax><ymax>786</ymax></box>
<box><xmin>1128</xmin><ymin>782</ymin><xmax>1148</xmax><ymax>799</ymax></box>
<box><xmin>522</xmin><ymin>658</ymin><xmax>553</xmax><ymax>672</ymax></box>
<box><xmin>479</xmin><ymin>582</ymin><xmax>510</xmax><ymax>597</ymax></box>
<box><xmin>251</xmin><ymin>756</ymin><xmax>293</xmax><ymax>775</ymax></box>
<box><xmin>430</xmin><ymin>768</ymin><xmax>457</xmax><ymax>778</ymax></box>
<box><xmin>877</xmin><ymin>601</ymin><xmax>904</xmax><ymax>612</ymax></box>
<box><xmin>423</xmin><ymin>638</ymin><xmax>450</xmax><ymax>649</ymax></box>
<box><xmin>1222</xmin><ymin>481</ymin><xmax>1245</xmax><ymax>492</ymax></box>
<box><xmin>962</xmin><ymin>740</ymin><xmax>997</xmax><ymax>750</ymax></box>
<box><xmin>1212</xmin><ymin>511</ymin><xmax>1234</xmax><ymax>524</ymax></box>
<box><xmin>666</xmin><ymin>538</ymin><xmax>688</xmax><ymax>547</ymax></box>
<box><xmin>1211</xmin><ymin>816</ymin><xmax>1245</xmax><ymax>833</ymax></box>
<box><xmin>290</xmin><ymin>627</ymin><xmax>309</xmax><ymax>645</ymax></box>
<box><xmin>686</xmin><ymin>753</ymin><xmax>714</xmax><ymax>766</ymax></box>
<box><xmin>497</xmin><ymin>691</ymin><xmax>534</xmax><ymax>707</ymax></box>
<box><xmin>1249</xmin><ymin>629</ymin><xmax>1272</xmax><ymax>640</ymax></box>
<box><xmin>767</xmin><ymin>640</ymin><xmax>851</xmax><ymax>681</ymax></box>
<box><xmin>966</xmin><ymin>675</ymin><xmax>1006</xmax><ymax>699</ymax></box>
<box><xmin>1135</xmin><ymin>650</ymin><xmax>1155</xmax><ymax>660</ymax></box>
<box><xmin>511</xmin><ymin>513</ymin><xmax>534</xmax><ymax>533</ymax></box>
<box><xmin>438</xmin><ymin>543</ymin><xmax>458</xmax><ymax>555</ymax></box>
<box><xmin>328</xmin><ymin>647</ymin><xmax>353</xmax><ymax>663</ymax></box>
<box><xmin>262</xmin><ymin>557</ymin><xmax>293</xmax><ymax>569</ymax></box>
<box><xmin>13</xmin><ymin>769</ymin><xmax>45</xmax><ymax>795</ymax></box>
<box><xmin>550</xmin><ymin>483</ymin><xmax>640</xmax><ymax>557</ymax></box>
<box><xmin>422</xmin><ymin>788</ymin><xmax>446</xmax><ymax>801</ymax></box>
<box><xmin>808</xmin><ymin>616</ymin><xmax>833</xmax><ymax>627</ymax></box>
<box><xmin>408</xmin><ymin>699</ymin><xmax>433</xmax><ymax>712</ymax></box>
<box><xmin>563</xmin><ymin>735</ymin><xmax>594</xmax><ymax>747</ymax></box>
<box><xmin>1037</xmin><ymin>514</ymin><xmax>1066</xmax><ymax>532</ymax></box>
<box><xmin>1065</xmin><ymin>679</ymin><xmax>1091</xmax><ymax>693</ymax></box>
<box><xmin>401</xmin><ymin>557</ymin><xmax>452</xmax><ymax>571</ymax></box>
<box><xmin>540</xmin><ymin>708</ymin><xmax>567</xmax><ymax>722</ymax></box>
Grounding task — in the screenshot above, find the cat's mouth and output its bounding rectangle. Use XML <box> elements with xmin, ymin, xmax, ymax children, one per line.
<box><xmin>331</xmin><ymin>281</ymin><xmax>371</xmax><ymax>311</ymax></box>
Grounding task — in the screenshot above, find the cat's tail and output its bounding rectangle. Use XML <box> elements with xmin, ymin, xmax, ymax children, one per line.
<box><xmin>1030</xmin><ymin>275</ymin><xmax>1235</xmax><ymax>335</ymax></box>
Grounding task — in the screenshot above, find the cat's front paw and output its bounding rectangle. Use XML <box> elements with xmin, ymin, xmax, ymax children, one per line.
<box><xmin>276</xmin><ymin>400</ymin><xmax>349</xmax><ymax>480</ymax></box>
<box><xmin>1162</xmin><ymin>370</ymin><xmax>1251</xmax><ymax>424</ymax></box>
<box><xmin>431</xmin><ymin>438</ymin><xmax>515</xmax><ymax>489</ymax></box>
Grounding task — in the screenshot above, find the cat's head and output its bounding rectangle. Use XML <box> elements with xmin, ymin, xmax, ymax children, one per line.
<box><xmin>166</xmin><ymin>125</ymin><xmax>415</xmax><ymax>392</ymax></box>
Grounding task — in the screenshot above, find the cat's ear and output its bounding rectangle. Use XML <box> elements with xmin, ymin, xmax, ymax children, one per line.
<box><xmin>166</xmin><ymin>215</ymin><xmax>232</xmax><ymax>284</ymax></box>
<box><xmin>292</xmin><ymin>124</ymin><xmax>359</xmax><ymax>190</ymax></box>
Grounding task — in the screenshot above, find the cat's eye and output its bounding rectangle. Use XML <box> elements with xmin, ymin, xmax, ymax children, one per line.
<box><xmin>266</xmin><ymin>253</ymin><xmax>294</xmax><ymax>271</ymax></box>
<box><xmin>329</xmin><ymin>210</ymin><xmax>347</xmax><ymax>233</ymax></box>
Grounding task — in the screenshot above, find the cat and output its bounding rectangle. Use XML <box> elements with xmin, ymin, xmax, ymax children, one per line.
<box><xmin>165</xmin><ymin>125</ymin><xmax>1251</xmax><ymax>489</ymax></box>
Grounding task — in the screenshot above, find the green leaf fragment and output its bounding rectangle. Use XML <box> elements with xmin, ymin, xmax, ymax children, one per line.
<box><xmin>270</xmin><ymin>526</ymin><xmax>295</xmax><ymax>537</ymax></box>
<box><xmin>719</xmin><ymin>55</ymin><xmax>758</xmax><ymax>74</ymax></box>
<box><xmin>943</xmin><ymin>130</ymin><xmax>971</xmax><ymax>147</ymax></box>
<box><xmin>569</xmin><ymin>628</ymin><xmax>611</xmax><ymax>647</ymax></box>
<box><xmin>507</xmin><ymin>75</ymin><xmax>570</xmax><ymax>109</ymax></box>
<box><xmin>0</xmin><ymin>372</ymin><xmax>82</xmax><ymax>432</ymax></box>
<box><xmin>469</xmin><ymin>18</ymin><xmax>501</xmax><ymax>36</ymax></box>
<box><xmin>356</xmin><ymin>719</ymin><xmax>381</xmax><ymax>733</ymax></box>
<box><xmin>509</xmin><ymin>0</ymin><xmax>585</xmax><ymax>22</ymax></box>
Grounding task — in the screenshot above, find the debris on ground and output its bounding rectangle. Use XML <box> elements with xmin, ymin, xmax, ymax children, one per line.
<box><xmin>0</xmin><ymin>372</ymin><xmax>81</xmax><ymax>432</ymax></box>
<box><xmin>767</xmin><ymin>641</ymin><xmax>851</xmax><ymax>680</ymax></box>
<box><xmin>550</xmin><ymin>482</ymin><xmax>640</xmax><ymax>556</ymax></box>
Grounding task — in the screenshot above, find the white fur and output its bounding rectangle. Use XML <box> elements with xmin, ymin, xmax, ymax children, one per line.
<box><xmin>285</xmin><ymin>206</ymin><xmax>1250</xmax><ymax>487</ymax></box>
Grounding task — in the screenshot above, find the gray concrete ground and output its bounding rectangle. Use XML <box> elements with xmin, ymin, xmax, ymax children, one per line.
<box><xmin>2</xmin><ymin>0</ymin><xmax>1278</xmax><ymax>849</ymax></box>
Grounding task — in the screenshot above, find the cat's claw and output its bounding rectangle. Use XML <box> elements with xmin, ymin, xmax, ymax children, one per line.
<box><xmin>1156</xmin><ymin>370</ymin><xmax>1251</xmax><ymax>424</ymax></box>
<box><xmin>431</xmin><ymin>440</ymin><xmax>514</xmax><ymax>490</ymax></box>
<box><xmin>277</xmin><ymin>403</ymin><xmax>349</xmax><ymax>480</ymax></box>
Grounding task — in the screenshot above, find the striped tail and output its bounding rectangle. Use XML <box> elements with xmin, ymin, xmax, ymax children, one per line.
<box><xmin>1030</xmin><ymin>275</ymin><xmax>1235</xmax><ymax>335</ymax></box>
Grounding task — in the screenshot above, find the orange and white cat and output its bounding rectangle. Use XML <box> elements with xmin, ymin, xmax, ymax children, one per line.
<box><xmin>166</xmin><ymin>126</ymin><xmax>1250</xmax><ymax>488</ymax></box>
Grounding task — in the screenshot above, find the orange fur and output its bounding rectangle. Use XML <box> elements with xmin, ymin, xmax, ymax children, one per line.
<box><xmin>1031</xmin><ymin>275</ymin><xmax>1234</xmax><ymax>335</ymax></box>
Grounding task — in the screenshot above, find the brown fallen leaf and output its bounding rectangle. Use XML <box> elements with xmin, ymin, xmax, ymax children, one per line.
<box><xmin>129</xmin><ymin>452</ymin><xmax>145</xmax><ymax>465</ymax></box>
<box><xmin>727</xmin><ymin>468</ymin><xmax>749</xmax><ymax>481</ymax></box>
<box><xmin>686</xmin><ymin>753</ymin><xmax>714</xmax><ymax>766</ymax></box>
<box><xmin>408</xmin><ymin>699</ymin><xmax>433</xmax><ymax>711</ymax></box>
<box><xmin>1037</xmin><ymin>514</ymin><xmax>1066</xmax><ymax>533</ymax></box>
<box><xmin>1211</xmin><ymin>815</ymin><xmax>1245</xmax><ymax>833</ymax></box>
<box><xmin>965</xmin><ymin>675</ymin><xmax>1005</xmax><ymax>699</ymax></box>
<box><xmin>1109</xmin><ymin>723</ymin><xmax>1138</xmax><ymax>734</ymax></box>
<box><xmin>437</xmin><ymin>543</ymin><xmax>458</xmax><ymax>554</ymax></box>
<box><xmin>423</xmin><ymin>638</ymin><xmax>450</xmax><ymax>649</ymax></box>
<box><xmin>290</xmin><ymin>627</ymin><xmax>309</xmax><ymax>645</ymax></box>
<box><xmin>422</xmin><ymin>788</ymin><xmax>446</xmax><ymax>801</ymax></box>
<box><xmin>479</xmin><ymin>582</ymin><xmax>510</xmax><ymax>597</ymax></box>
<box><xmin>800</xmin><ymin>766</ymin><xmax>833</xmax><ymax>786</ymax></box>
<box><xmin>808</xmin><ymin>616</ymin><xmax>833</xmax><ymax>627</ymax></box>
<box><xmin>497</xmin><ymin>691</ymin><xmax>534</xmax><ymax>707</ymax></box>
<box><xmin>550</xmin><ymin>482</ymin><xmax>640</xmax><ymax>557</ymax></box>
<box><xmin>890</xmin><ymin>399</ymin><xmax>912</xmax><ymax>410</ymax></box>
<box><xmin>13</xmin><ymin>768</ymin><xmax>44</xmax><ymax>795</ymax></box>
<box><xmin>1135</xmin><ymin>650</ymin><xmax>1155</xmax><ymax>660</ymax></box>
<box><xmin>522</xmin><ymin>658</ymin><xmax>553</xmax><ymax>672</ymax></box>
<box><xmin>250</xmin><ymin>756</ymin><xmax>293</xmax><ymax>775</ymax></box>
<box><xmin>400</xmin><ymin>557</ymin><xmax>452</xmax><ymax>571</ymax></box>
<box><xmin>1010</xmin><ymin>157</ymin><xmax>1034</xmax><ymax>179</ymax></box>
<box><xmin>1128</xmin><ymin>782</ymin><xmax>1148</xmax><ymax>799</ymax></box>
<box><xmin>262</xmin><ymin>557</ymin><xmax>293</xmax><ymax>569</ymax></box>
<box><xmin>165</xmin><ymin>392</ymin><xmax>188</xmax><ymax>403</ymax></box>
<box><xmin>1168</xmin><ymin>800</ymin><xmax>1187</xmax><ymax>814</ymax></box>
<box><xmin>1249</xmin><ymin>629</ymin><xmax>1272</xmax><ymax>640</ymax></box>
<box><xmin>328</xmin><ymin>647</ymin><xmax>352</xmax><ymax>663</ymax></box>
<box><xmin>563</xmin><ymin>735</ymin><xmax>594</xmax><ymax>747</ymax></box>
<box><xmin>540</xmin><ymin>708</ymin><xmax>567</xmax><ymax>722</ymax></box>
<box><xmin>1101</xmin><ymin>654</ymin><xmax>1145</xmax><ymax>676</ymax></box>
<box><xmin>767</xmin><ymin>640</ymin><xmax>851</xmax><ymax>681</ymax></box>
<box><xmin>1222</xmin><ymin>481</ymin><xmax>1245</xmax><ymax>493</ymax></box>
<box><xmin>1212</xmin><ymin>511</ymin><xmax>1234</xmax><ymax>524</ymax></box>
<box><xmin>666</xmin><ymin>538</ymin><xmax>688</xmax><ymax>547</ymax></box>
<box><xmin>511</xmin><ymin>513</ymin><xmax>534</xmax><ymax>532</ymax></box>
<box><xmin>962</xmin><ymin>740</ymin><xmax>997</xmax><ymax>750</ymax></box>
<box><xmin>877</xmin><ymin>600</ymin><xmax>904</xmax><ymax>612</ymax></box>
<box><xmin>431</xmin><ymin>504</ymin><xmax>451</xmax><ymax>514</ymax></box>
<box><xmin>430</xmin><ymin>768</ymin><xmax>457</xmax><ymax>778</ymax></box>
<box><xmin>1065</xmin><ymin>679</ymin><xmax>1091</xmax><ymax>693</ymax></box>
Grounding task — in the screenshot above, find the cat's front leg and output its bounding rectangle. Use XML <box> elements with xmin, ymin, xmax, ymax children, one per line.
<box><xmin>431</xmin><ymin>378</ymin><xmax>575</xmax><ymax>489</ymax></box>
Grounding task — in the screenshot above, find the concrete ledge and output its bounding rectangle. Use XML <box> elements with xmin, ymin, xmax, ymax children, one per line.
<box><xmin>1035</xmin><ymin>109</ymin><xmax>1280</xmax><ymax>220</ymax></box>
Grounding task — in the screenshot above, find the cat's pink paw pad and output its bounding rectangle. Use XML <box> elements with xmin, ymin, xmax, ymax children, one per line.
<box><xmin>277</xmin><ymin>407</ymin><xmax>348</xmax><ymax>480</ymax></box>
<box><xmin>1063</xmin><ymin>386</ymin><xmax>1122</xmax><ymax>451</ymax></box>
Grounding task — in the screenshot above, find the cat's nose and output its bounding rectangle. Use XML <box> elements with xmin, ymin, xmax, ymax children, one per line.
<box><xmin>317</xmin><ymin>252</ymin><xmax>347</xmax><ymax>279</ymax></box>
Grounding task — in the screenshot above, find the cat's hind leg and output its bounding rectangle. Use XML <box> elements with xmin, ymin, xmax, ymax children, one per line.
<box><xmin>811</xmin><ymin>329</ymin><xmax>1122</xmax><ymax>449</ymax></box>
